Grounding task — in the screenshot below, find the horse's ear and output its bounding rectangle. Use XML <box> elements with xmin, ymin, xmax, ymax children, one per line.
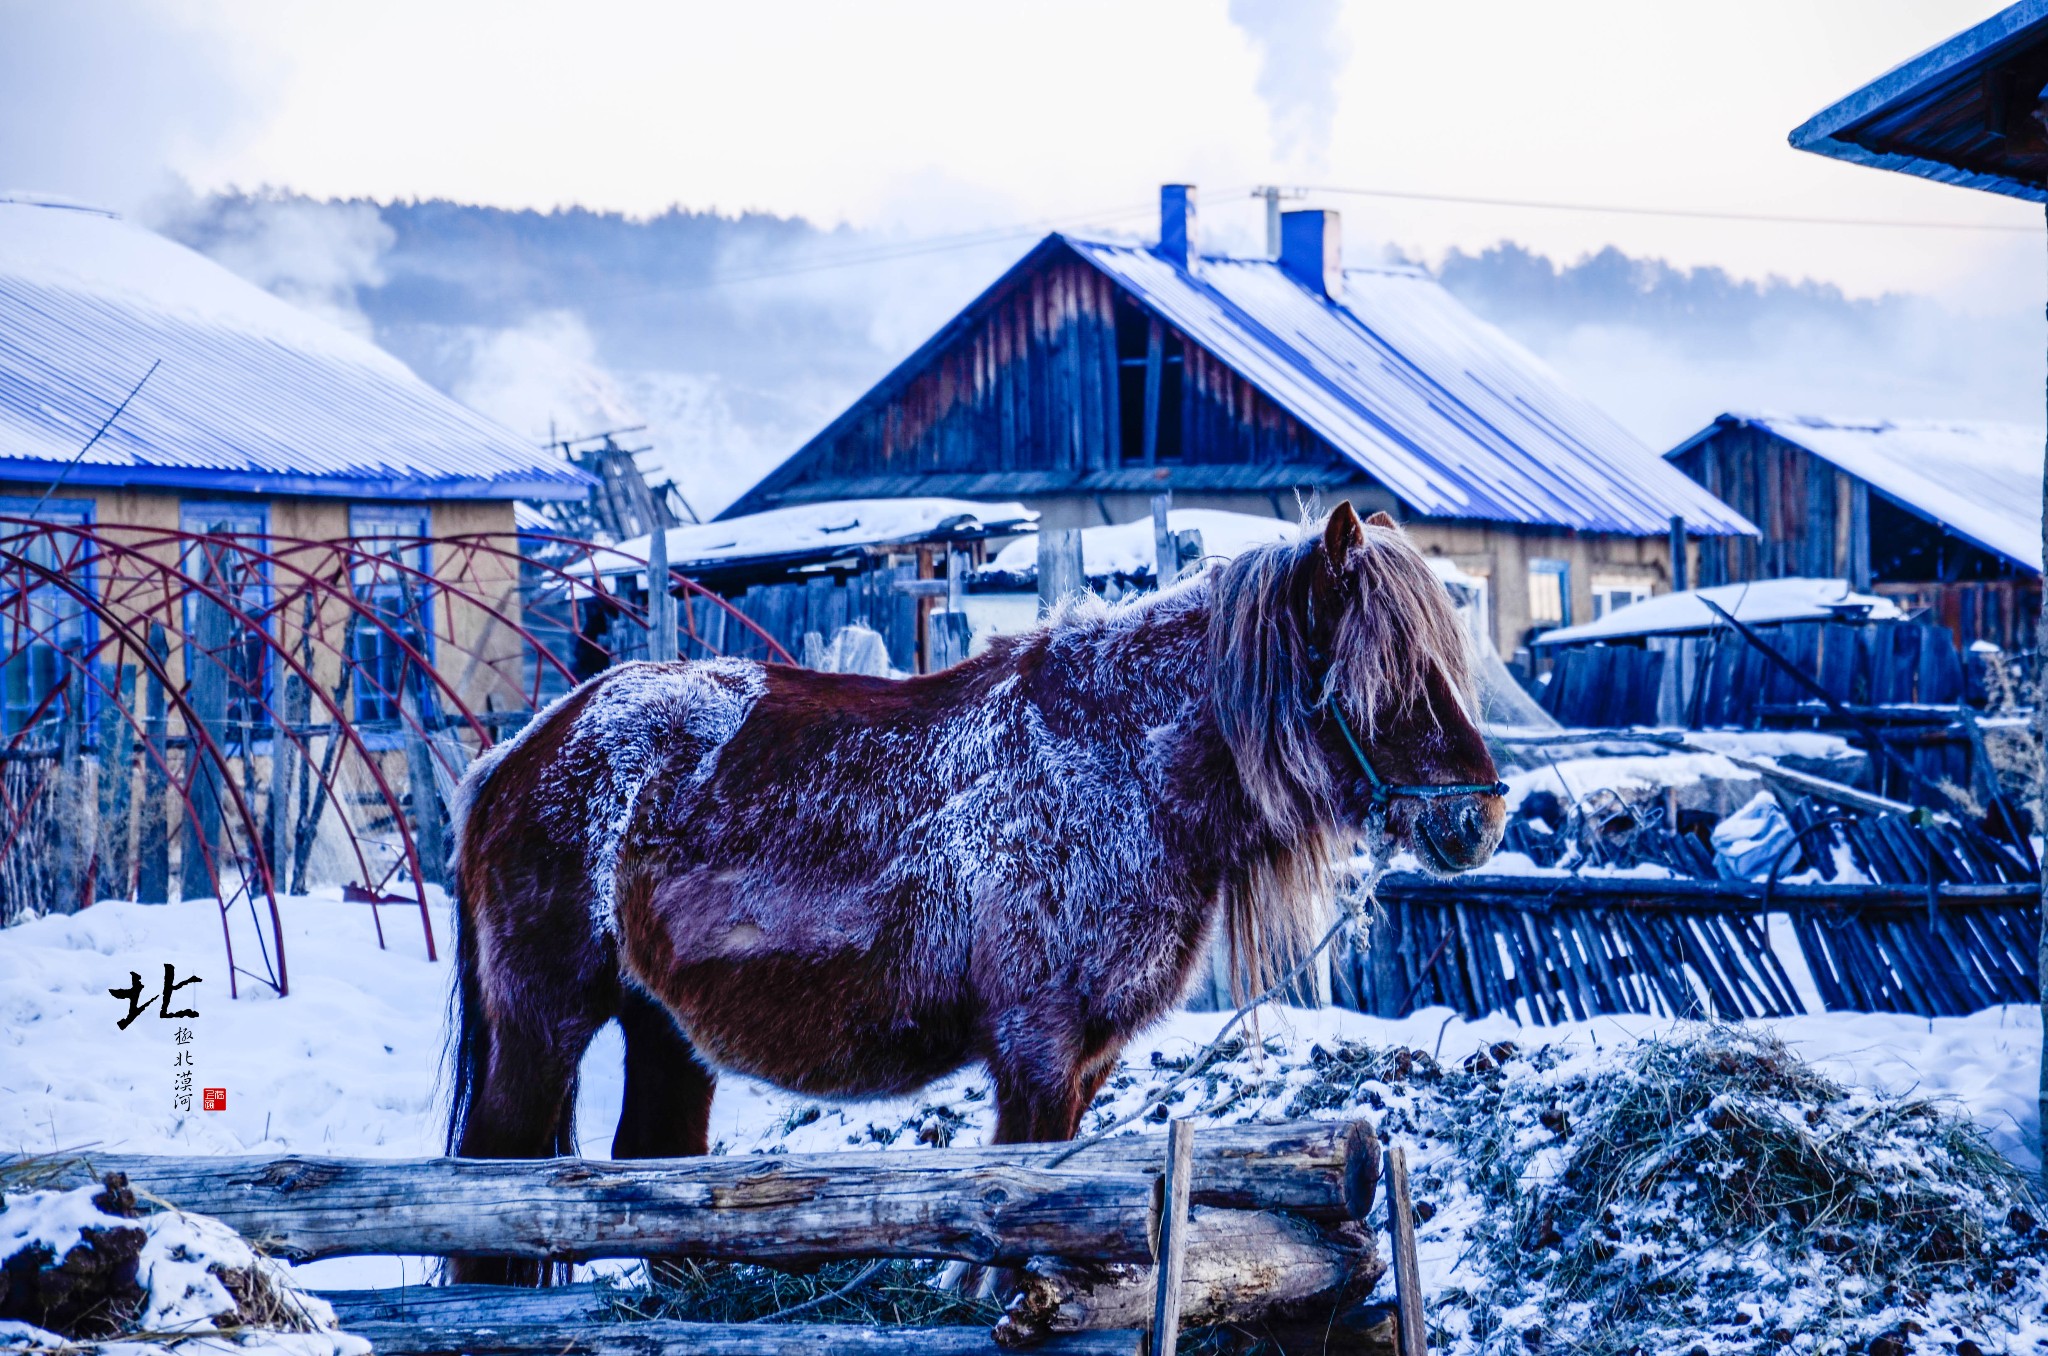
<box><xmin>1323</xmin><ymin>501</ymin><xmax>1366</xmax><ymax>563</ymax></box>
<box><xmin>1365</xmin><ymin>510</ymin><xmax>1398</xmax><ymax>531</ymax></box>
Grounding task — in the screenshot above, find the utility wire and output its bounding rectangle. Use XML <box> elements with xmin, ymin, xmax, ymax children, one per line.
<box><xmin>1298</xmin><ymin>183</ymin><xmax>2037</xmax><ymax>233</ymax></box>
<box><xmin>29</xmin><ymin>360</ymin><xmax>160</xmax><ymax>516</ymax></box>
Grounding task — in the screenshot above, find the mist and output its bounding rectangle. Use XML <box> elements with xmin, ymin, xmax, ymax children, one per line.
<box><xmin>150</xmin><ymin>191</ymin><xmax>2044</xmax><ymax>520</ymax></box>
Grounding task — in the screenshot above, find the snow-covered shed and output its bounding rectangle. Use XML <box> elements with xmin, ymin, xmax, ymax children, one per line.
<box><xmin>723</xmin><ymin>186</ymin><xmax>1753</xmax><ymax>661</ymax></box>
<box><xmin>1666</xmin><ymin>413</ymin><xmax>2040</xmax><ymax>651</ymax></box>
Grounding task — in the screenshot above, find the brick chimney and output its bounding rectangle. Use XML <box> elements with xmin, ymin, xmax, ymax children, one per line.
<box><xmin>1279</xmin><ymin>209</ymin><xmax>1342</xmax><ymax>299</ymax></box>
<box><xmin>1157</xmin><ymin>184</ymin><xmax>1197</xmax><ymax>271</ymax></box>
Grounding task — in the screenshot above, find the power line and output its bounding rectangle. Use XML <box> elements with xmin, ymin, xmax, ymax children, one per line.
<box><xmin>577</xmin><ymin>199</ymin><xmax>1162</xmax><ymax>302</ymax></box>
<box><xmin>1299</xmin><ymin>183</ymin><xmax>2038</xmax><ymax>233</ymax></box>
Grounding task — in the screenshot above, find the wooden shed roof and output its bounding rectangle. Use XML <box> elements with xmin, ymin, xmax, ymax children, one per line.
<box><xmin>1791</xmin><ymin>0</ymin><xmax>2048</xmax><ymax>200</ymax></box>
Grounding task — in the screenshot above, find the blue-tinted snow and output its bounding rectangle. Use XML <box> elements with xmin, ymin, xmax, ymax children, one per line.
<box><xmin>0</xmin><ymin>198</ymin><xmax>592</xmax><ymax>501</ymax></box>
<box><xmin>1065</xmin><ymin>238</ymin><xmax>1756</xmax><ymax>538</ymax></box>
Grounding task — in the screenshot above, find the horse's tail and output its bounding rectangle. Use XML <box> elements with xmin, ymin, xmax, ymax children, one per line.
<box><xmin>441</xmin><ymin>694</ymin><xmax>582</xmax><ymax>1157</ymax></box>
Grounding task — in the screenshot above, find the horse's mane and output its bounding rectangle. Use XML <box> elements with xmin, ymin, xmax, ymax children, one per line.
<box><xmin>1205</xmin><ymin>523</ymin><xmax>1476</xmax><ymax>998</ymax></box>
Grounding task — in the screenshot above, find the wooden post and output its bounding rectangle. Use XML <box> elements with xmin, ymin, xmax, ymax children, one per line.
<box><xmin>405</xmin><ymin>684</ymin><xmax>446</xmax><ymax>890</ymax></box>
<box><xmin>647</xmin><ymin>528</ymin><xmax>677</xmax><ymax>664</ymax></box>
<box><xmin>50</xmin><ymin>682</ymin><xmax>85</xmax><ymax>914</ymax></box>
<box><xmin>1384</xmin><ymin>1144</ymin><xmax>1426</xmax><ymax>1356</ymax></box>
<box><xmin>1151</xmin><ymin>492</ymin><xmax>1175</xmax><ymax>588</ymax></box>
<box><xmin>95</xmin><ymin>661</ymin><xmax>138</xmax><ymax>902</ymax></box>
<box><xmin>182</xmin><ymin>558</ymin><xmax>230</xmax><ymax>904</ymax></box>
<box><xmin>1150</xmin><ymin>1120</ymin><xmax>1196</xmax><ymax>1356</ymax></box>
<box><xmin>1142</xmin><ymin>319</ymin><xmax>1164</xmax><ymax>467</ymax></box>
<box><xmin>136</xmin><ymin>623</ymin><xmax>170</xmax><ymax>904</ymax></box>
<box><xmin>1848</xmin><ymin>481</ymin><xmax>1872</xmax><ymax>592</ymax></box>
<box><xmin>267</xmin><ymin>671</ymin><xmax>306</xmax><ymax>881</ymax></box>
<box><xmin>1668</xmin><ymin>515</ymin><xmax>1687</xmax><ymax>593</ymax></box>
<box><xmin>1038</xmin><ymin>528</ymin><xmax>1085</xmax><ymax>615</ymax></box>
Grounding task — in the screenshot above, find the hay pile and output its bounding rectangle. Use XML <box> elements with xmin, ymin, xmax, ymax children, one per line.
<box><xmin>1330</xmin><ymin>1027</ymin><xmax>2044</xmax><ymax>1354</ymax></box>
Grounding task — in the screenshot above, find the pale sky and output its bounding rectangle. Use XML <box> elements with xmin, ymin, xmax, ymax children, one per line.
<box><xmin>6</xmin><ymin>0</ymin><xmax>2040</xmax><ymax>305</ymax></box>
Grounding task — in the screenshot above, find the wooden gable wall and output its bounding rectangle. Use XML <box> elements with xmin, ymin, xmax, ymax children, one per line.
<box><xmin>794</xmin><ymin>251</ymin><xmax>1341</xmax><ymax>485</ymax></box>
<box><xmin>1670</xmin><ymin>424</ymin><xmax>1857</xmax><ymax>586</ymax></box>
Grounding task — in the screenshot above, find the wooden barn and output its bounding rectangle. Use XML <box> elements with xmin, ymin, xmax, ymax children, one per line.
<box><xmin>726</xmin><ymin>186</ymin><xmax>1753</xmax><ymax>661</ymax></box>
<box><xmin>1667</xmin><ymin>413</ymin><xmax>2040</xmax><ymax>653</ymax></box>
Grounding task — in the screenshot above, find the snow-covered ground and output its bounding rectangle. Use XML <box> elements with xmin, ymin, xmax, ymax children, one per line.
<box><xmin>2</xmin><ymin>892</ymin><xmax>2037</xmax><ymax>1308</ymax></box>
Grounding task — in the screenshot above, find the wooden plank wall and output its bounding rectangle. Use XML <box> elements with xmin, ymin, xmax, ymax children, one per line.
<box><xmin>802</xmin><ymin>255</ymin><xmax>1336</xmax><ymax>478</ymax></box>
<box><xmin>680</xmin><ymin>571</ymin><xmax>923</xmax><ymax>674</ymax></box>
<box><xmin>1671</xmin><ymin>424</ymin><xmax>1848</xmax><ymax>585</ymax></box>
<box><xmin>1545</xmin><ymin>620</ymin><xmax>1966</xmax><ymax>732</ymax></box>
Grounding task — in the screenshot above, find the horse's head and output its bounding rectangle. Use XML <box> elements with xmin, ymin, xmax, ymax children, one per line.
<box><xmin>1208</xmin><ymin>501</ymin><xmax>1506</xmax><ymax>874</ymax></box>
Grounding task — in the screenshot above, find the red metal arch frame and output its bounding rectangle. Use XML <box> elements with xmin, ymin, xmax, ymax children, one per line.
<box><xmin>0</xmin><ymin>518</ymin><xmax>793</xmax><ymax>997</ymax></box>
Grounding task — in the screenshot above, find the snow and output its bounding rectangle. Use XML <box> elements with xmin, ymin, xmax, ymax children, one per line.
<box><xmin>986</xmin><ymin>508</ymin><xmax>1300</xmax><ymax>578</ymax></box>
<box><xmin>0</xmin><ymin>1184</ymin><xmax>369</xmax><ymax>1356</ymax></box>
<box><xmin>1063</xmin><ymin>239</ymin><xmax>1755</xmax><ymax>537</ymax></box>
<box><xmin>1</xmin><ymin>888</ymin><xmax>2038</xmax><ymax>1318</ymax></box>
<box><xmin>1501</xmin><ymin>750</ymin><xmax>1754</xmax><ymax>811</ymax></box>
<box><xmin>1721</xmin><ymin>413</ymin><xmax>2045</xmax><ymax>572</ymax></box>
<box><xmin>589</xmin><ymin>498</ymin><xmax>1036</xmax><ymax>577</ymax></box>
<box><xmin>0</xmin><ymin>198</ymin><xmax>587</xmax><ymax>499</ymax></box>
<box><xmin>1535</xmin><ymin>577</ymin><xmax>1902</xmax><ymax>645</ymax></box>
<box><xmin>0</xmin><ymin>199</ymin><xmax>397</xmax><ymax>369</ymax></box>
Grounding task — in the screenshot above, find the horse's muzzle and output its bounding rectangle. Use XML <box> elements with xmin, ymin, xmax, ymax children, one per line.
<box><xmin>1413</xmin><ymin>793</ymin><xmax>1507</xmax><ymax>873</ymax></box>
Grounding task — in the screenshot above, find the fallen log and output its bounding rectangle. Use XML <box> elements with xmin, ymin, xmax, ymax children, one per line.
<box><xmin>992</xmin><ymin>1209</ymin><xmax>1381</xmax><ymax>1347</ymax></box>
<box><xmin>345</xmin><ymin>1319</ymin><xmax>1142</xmax><ymax>1356</ymax></box>
<box><xmin>29</xmin><ymin>1122</ymin><xmax>1369</xmax><ymax>1267</ymax></box>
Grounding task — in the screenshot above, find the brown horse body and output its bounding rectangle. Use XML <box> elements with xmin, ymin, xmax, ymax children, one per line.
<box><xmin>445</xmin><ymin>506</ymin><xmax>1503</xmax><ymax>1283</ymax></box>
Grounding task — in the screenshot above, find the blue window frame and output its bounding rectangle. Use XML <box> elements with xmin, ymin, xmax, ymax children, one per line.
<box><xmin>0</xmin><ymin>497</ymin><xmax>96</xmax><ymax>740</ymax></box>
<box><xmin>349</xmin><ymin>506</ymin><xmax>433</xmax><ymax>724</ymax></box>
<box><xmin>180</xmin><ymin>503</ymin><xmax>272</xmax><ymax>735</ymax></box>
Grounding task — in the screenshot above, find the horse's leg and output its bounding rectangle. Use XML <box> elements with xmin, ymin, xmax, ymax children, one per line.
<box><xmin>448</xmin><ymin>962</ymin><xmax>612</xmax><ymax>1285</ymax></box>
<box><xmin>612</xmin><ymin>985</ymin><xmax>716</xmax><ymax>1159</ymax></box>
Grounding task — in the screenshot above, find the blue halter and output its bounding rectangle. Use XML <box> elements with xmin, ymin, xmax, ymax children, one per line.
<box><xmin>1326</xmin><ymin>698</ymin><xmax>1509</xmax><ymax>808</ymax></box>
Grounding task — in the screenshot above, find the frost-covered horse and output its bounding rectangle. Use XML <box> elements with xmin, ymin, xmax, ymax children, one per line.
<box><xmin>443</xmin><ymin>504</ymin><xmax>1505</xmax><ymax>1284</ymax></box>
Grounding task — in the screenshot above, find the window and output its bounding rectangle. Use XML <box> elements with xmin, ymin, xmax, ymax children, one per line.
<box><xmin>0</xmin><ymin>497</ymin><xmax>95</xmax><ymax>739</ymax></box>
<box><xmin>1592</xmin><ymin>580</ymin><xmax>1652</xmax><ymax>620</ymax></box>
<box><xmin>349</xmin><ymin>506</ymin><xmax>433</xmax><ymax>724</ymax></box>
<box><xmin>1528</xmin><ymin>559</ymin><xmax>1571</xmax><ymax>630</ymax></box>
<box><xmin>1114</xmin><ymin>296</ymin><xmax>1184</xmax><ymax>464</ymax></box>
<box><xmin>180</xmin><ymin>503</ymin><xmax>271</xmax><ymax>736</ymax></box>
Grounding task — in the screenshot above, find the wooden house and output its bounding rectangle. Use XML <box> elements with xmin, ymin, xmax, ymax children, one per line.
<box><xmin>725</xmin><ymin>187</ymin><xmax>1754</xmax><ymax>660</ymax></box>
<box><xmin>0</xmin><ymin>193</ymin><xmax>594</xmax><ymax>726</ymax></box>
<box><xmin>1667</xmin><ymin>414</ymin><xmax>2040</xmax><ymax>652</ymax></box>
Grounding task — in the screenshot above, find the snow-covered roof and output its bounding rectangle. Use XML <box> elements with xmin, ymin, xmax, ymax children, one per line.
<box><xmin>1673</xmin><ymin>414</ymin><xmax>2042</xmax><ymax>572</ymax></box>
<box><xmin>594</xmin><ymin>497</ymin><xmax>1036</xmax><ymax>577</ymax></box>
<box><xmin>1535</xmin><ymin>578</ymin><xmax>1902</xmax><ymax>646</ymax></box>
<box><xmin>731</xmin><ymin>235</ymin><xmax>1759</xmax><ymax>539</ymax></box>
<box><xmin>1063</xmin><ymin>240</ymin><xmax>1755</xmax><ymax>537</ymax></box>
<box><xmin>0</xmin><ymin>197</ymin><xmax>593</xmax><ymax>501</ymax></box>
<box><xmin>986</xmin><ymin>507</ymin><xmax>1298</xmax><ymax>579</ymax></box>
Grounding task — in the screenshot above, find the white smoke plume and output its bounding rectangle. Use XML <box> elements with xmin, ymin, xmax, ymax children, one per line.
<box><xmin>1227</xmin><ymin>0</ymin><xmax>1352</xmax><ymax>169</ymax></box>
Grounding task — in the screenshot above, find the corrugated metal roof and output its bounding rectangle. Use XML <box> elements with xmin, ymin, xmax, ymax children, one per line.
<box><xmin>745</xmin><ymin>461</ymin><xmax>1365</xmax><ymax>506</ymax></box>
<box><xmin>1788</xmin><ymin>1</ymin><xmax>2048</xmax><ymax>202</ymax></box>
<box><xmin>1061</xmin><ymin>239</ymin><xmax>1752</xmax><ymax>536</ymax></box>
<box><xmin>1674</xmin><ymin>412</ymin><xmax>2043</xmax><ymax>572</ymax></box>
<box><xmin>0</xmin><ymin>198</ymin><xmax>594</xmax><ymax>501</ymax></box>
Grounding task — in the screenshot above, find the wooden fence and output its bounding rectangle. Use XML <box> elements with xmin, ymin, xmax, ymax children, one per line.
<box><xmin>28</xmin><ymin>1121</ymin><xmax>1412</xmax><ymax>1356</ymax></box>
<box><xmin>1539</xmin><ymin>619</ymin><xmax>1966</xmax><ymax>730</ymax></box>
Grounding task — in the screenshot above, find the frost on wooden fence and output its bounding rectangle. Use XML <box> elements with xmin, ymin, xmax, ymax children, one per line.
<box><xmin>24</xmin><ymin>1120</ymin><xmax>1397</xmax><ymax>1354</ymax></box>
